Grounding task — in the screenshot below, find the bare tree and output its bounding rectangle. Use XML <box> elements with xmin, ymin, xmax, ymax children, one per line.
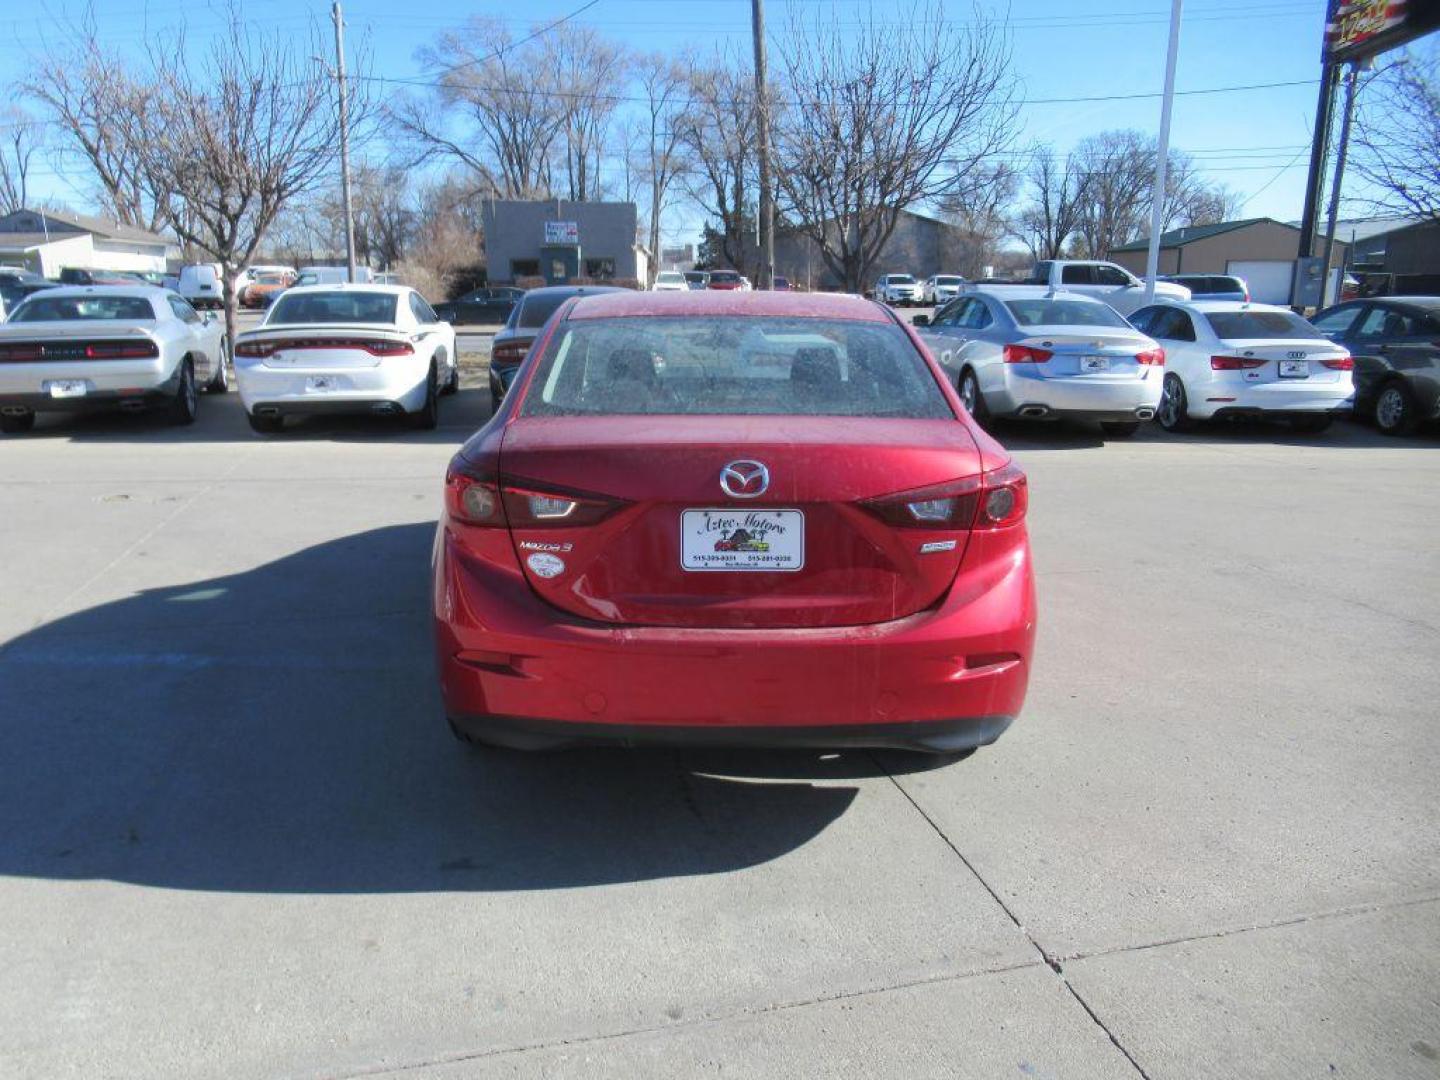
<box><xmin>1010</xmin><ymin>149</ymin><xmax>1091</xmax><ymax>261</ymax></box>
<box><xmin>547</xmin><ymin>27</ymin><xmax>627</xmax><ymax>201</ymax></box>
<box><xmin>0</xmin><ymin>109</ymin><xmax>44</xmax><ymax>214</ymax></box>
<box><xmin>937</xmin><ymin>162</ymin><xmax>1017</xmax><ymax>277</ymax></box>
<box><xmin>772</xmin><ymin>3</ymin><xmax>1018</xmax><ymax>292</ymax></box>
<box><xmin>677</xmin><ymin>48</ymin><xmax>758</xmax><ymax>274</ymax></box>
<box><xmin>131</xmin><ymin>16</ymin><xmax>357</xmax><ymax>353</ymax></box>
<box><xmin>1352</xmin><ymin>45</ymin><xmax>1440</xmax><ymax>222</ymax></box>
<box><xmin>634</xmin><ymin>52</ymin><xmax>692</xmax><ymax>283</ymax></box>
<box><xmin>1070</xmin><ymin>130</ymin><xmax>1155</xmax><ymax>259</ymax></box>
<box><xmin>27</xmin><ymin>22</ymin><xmax>163</xmax><ymax>231</ymax></box>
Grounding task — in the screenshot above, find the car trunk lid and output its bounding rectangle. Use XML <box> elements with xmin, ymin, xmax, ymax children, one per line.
<box><xmin>492</xmin><ymin>415</ymin><xmax>983</xmax><ymax>628</ymax></box>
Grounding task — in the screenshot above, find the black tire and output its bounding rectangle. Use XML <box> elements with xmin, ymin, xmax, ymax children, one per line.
<box><xmin>1100</xmin><ymin>420</ymin><xmax>1142</xmax><ymax>438</ymax></box>
<box><xmin>207</xmin><ymin>342</ymin><xmax>229</xmax><ymax>393</ymax></box>
<box><xmin>247</xmin><ymin>411</ymin><xmax>284</xmax><ymax>434</ymax></box>
<box><xmin>490</xmin><ymin>384</ymin><xmax>504</xmax><ymax>417</ymax></box>
<box><xmin>412</xmin><ymin>363</ymin><xmax>439</xmax><ymax>430</ymax></box>
<box><xmin>1157</xmin><ymin>373</ymin><xmax>1193</xmax><ymax>432</ymax></box>
<box><xmin>1287</xmin><ymin>413</ymin><xmax>1333</xmax><ymax>434</ymax></box>
<box><xmin>168</xmin><ymin>360</ymin><xmax>198</xmax><ymax>425</ymax></box>
<box><xmin>442</xmin><ymin>356</ymin><xmax>460</xmax><ymax>396</ymax></box>
<box><xmin>1373</xmin><ymin>379</ymin><xmax>1419</xmax><ymax>436</ymax></box>
<box><xmin>957</xmin><ymin>368</ymin><xmax>989</xmax><ymax>422</ymax></box>
<box><xmin>1</xmin><ymin>410</ymin><xmax>36</xmax><ymax>434</ymax></box>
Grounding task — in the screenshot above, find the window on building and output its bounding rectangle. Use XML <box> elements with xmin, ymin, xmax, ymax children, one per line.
<box><xmin>584</xmin><ymin>258</ymin><xmax>617</xmax><ymax>280</ymax></box>
<box><xmin>510</xmin><ymin>259</ymin><xmax>540</xmax><ymax>279</ymax></box>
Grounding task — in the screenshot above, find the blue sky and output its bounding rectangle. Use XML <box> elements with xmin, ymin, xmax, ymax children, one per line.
<box><xmin>1</xmin><ymin>0</ymin><xmax>1337</xmax><ymax>245</ymax></box>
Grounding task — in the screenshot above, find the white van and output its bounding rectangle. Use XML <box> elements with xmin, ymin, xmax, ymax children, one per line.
<box><xmin>178</xmin><ymin>263</ymin><xmax>224</xmax><ymax>309</ymax></box>
<box><xmin>294</xmin><ymin>266</ymin><xmax>373</xmax><ymax>287</ymax></box>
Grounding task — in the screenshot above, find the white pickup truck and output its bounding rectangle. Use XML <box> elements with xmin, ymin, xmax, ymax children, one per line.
<box><xmin>972</xmin><ymin>260</ymin><xmax>1190</xmax><ymax>316</ymax></box>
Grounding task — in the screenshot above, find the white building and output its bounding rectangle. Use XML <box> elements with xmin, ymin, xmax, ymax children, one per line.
<box><xmin>0</xmin><ymin>209</ymin><xmax>180</xmax><ymax>278</ymax></box>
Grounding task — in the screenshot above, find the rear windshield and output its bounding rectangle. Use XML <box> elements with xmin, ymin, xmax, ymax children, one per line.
<box><xmin>518</xmin><ymin>293</ymin><xmax>573</xmax><ymax>329</ymax></box>
<box><xmin>9</xmin><ymin>295</ymin><xmax>154</xmax><ymax>321</ymax></box>
<box><xmin>522</xmin><ymin>316</ymin><xmax>952</xmax><ymax>419</ymax></box>
<box><xmin>1005</xmin><ymin>299</ymin><xmax>1130</xmax><ymax>328</ymax></box>
<box><xmin>268</xmin><ymin>291</ymin><xmax>397</xmax><ymax>324</ymax></box>
<box><xmin>709</xmin><ymin>272</ymin><xmax>741</xmax><ymax>283</ymax></box>
<box><xmin>684</xmin><ymin>272</ymin><xmax>707</xmax><ymax>282</ymax></box>
<box><xmin>1205</xmin><ymin>311</ymin><xmax>1323</xmax><ymax>340</ymax></box>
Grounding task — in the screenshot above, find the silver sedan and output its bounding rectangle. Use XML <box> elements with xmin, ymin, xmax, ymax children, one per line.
<box><xmin>914</xmin><ymin>287</ymin><xmax>1166</xmax><ymax>437</ymax></box>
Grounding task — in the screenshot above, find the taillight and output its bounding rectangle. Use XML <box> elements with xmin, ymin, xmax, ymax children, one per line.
<box><xmin>860</xmin><ymin>462</ymin><xmax>1027</xmax><ymax>530</ymax></box>
<box><xmin>1322</xmin><ymin>355</ymin><xmax>1354</xmax><ymax>370</ymax></box>
<box><xmin>83</xmin><ymin>341</ymin><xmax>160</xmax><ymax>359</ymax></box>
<box><xmin>1136</xmin><ymin>348</ymin><xmax>1165</xmax><ymax>366</ymax></box>
<box><xmin>1003</xmin><ymin>344</ymin><xmax>1052</xmax><ymax>364</ymax></box>
<box><xmin>445</xmin><ymin>468</ymin><xmax>623</xmax><ymax>528</ymax></box>
<box><xmin>0</xmin><ymin>344</ymin><xmax>45</xmax><ymax>362</ymax></box>
<box><xmin>234</xmin><ymin>338</ymin><xmax>413</xmax><ymax>357</ymax></box>
<box><xmin>1211</xmin><ymin>355</ymin><xmax>1266</xmax><ymax>370</ymax></box>
<box><xmin>445</xmin><ymin>465</ymin><xmax>505</xmax><ymax>527</ymax></box>
<box><xmin>492</xmin><ymin>342</ymin><xmax>529</xmax><ymax>366</ymax></box>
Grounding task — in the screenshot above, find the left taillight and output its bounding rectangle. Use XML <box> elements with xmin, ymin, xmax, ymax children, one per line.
<box><xmin>1322</xmin><ymin>355</ymin><xmax>1354</xmax><ymax>370</ymax></box>
<box><xmin>234</xmin><ymin>340</ymin><xmax>274</xmax><ymax>358</ymax></box>
<box><xmin>861</xmin><ymin>462</ymin><xmax>1028</xmax><ymax>530</ymax></box>
<box><xmin>1003</xmin><ymin>344</ymin><xmax>1052</xmax><ymax>364</ymax></box>
<box><xmin>445</xmin><ymin>468</ymin><xmax>624</xmax><ymax>529</ymax></box>
<box><xmin>1136</xmin><ymin>347</ymin><xmax>1165</xmax><ymax>366</ymax></box>
<box><xmin>492</xmin><ymin>341</ymin><xmax>529</xmax><ymax>366</ymax></box>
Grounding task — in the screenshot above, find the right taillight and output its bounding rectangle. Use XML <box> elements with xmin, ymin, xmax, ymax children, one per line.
<box><xmin>1004</xmin><ymin>344</ymin><xmax>1052</xmax><ymax>364</ymax></box>
<box><xmin>860</xmin><ymin>462</ymin><xmax>1027</xmax><ymax>530</ymax></box>
<box><xmin>1321</xmin><ymin>355</ymin><xmax>1354</xmax><ymax>370</ymax></box>
<box><xmin>1211</xmin><ymin>355</ymin><xmax>1267</xmax><ymax>370</ymax></box>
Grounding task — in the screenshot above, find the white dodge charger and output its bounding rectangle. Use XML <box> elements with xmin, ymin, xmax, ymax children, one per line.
<box><xmin>234</xmin><ymin>285</ymin><xmax>458</xmax><ymax>434</ymax></box>
<box><xmin>0</xmin><ymin>286</ymin><xmax>228</xmax><ymax>435</ymax></box>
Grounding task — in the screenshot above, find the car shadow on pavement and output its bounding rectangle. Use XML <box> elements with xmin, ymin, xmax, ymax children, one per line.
<box><xmin>0</xmin><ymin>523</ymin><xmax>878</xmax><ymax>895</ymax></box>
<box><xmin>987</xmin><ymin>415</ymin><xmax>1437</xmax><ymax>451</ymax></box>
<box><xmin>9</xmin><ymin>388</ymin><xmax>494</xmax><ymax>446</ymax></box>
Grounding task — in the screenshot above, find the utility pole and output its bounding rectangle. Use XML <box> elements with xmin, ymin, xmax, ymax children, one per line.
<box><xmin>1142</xmin><ymin>0</ymin><xmax>1183</xmax><ymax>304</ymax></box>
<box><xmin>751</xmin><ymin>0</ymin><xmax>775</xmax><ymax>291</ymax></box>
<box><xmin>332</xmin><ymin>0</ymin><xmax>357</xmax><ymax>283</ymax></box>
<box><xmin>1297</xmin><ymin>65</ymin><xmax>1340</xmax><ymax>267</ymax></box>
<box><xmin>1320</xmin><ymin>61</ymin><xmax>1363</xmax><ymax>306</ymax></box>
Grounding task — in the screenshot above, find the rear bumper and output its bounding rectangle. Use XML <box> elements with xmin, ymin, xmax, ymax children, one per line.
<box><xmin>992</xmin><ymin>371</ymin><xmax>1164</xmax><ymax>420</ymax></box>
<box><xmin>433</xmin><ymin>521</ymin><xmax>1036</xmax><ymax>750</ymax></box>
<box><xmin>236</xmin><ymin>357</ymin><xmax>428</xmax><ymax>415</ymax></box>
<box><xmin>1187</xmin><ymin>381</ymin><xmax>1354</xmax><ymax>420</ymax></box>
<box><xmin>0</xmin><ymin>359</ymin><xmax>179</xmax><ymax>413</ymax></box>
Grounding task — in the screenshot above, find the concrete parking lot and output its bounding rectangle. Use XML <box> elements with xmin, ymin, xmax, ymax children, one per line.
<box><xmin>1</xmin><ymin>357</ymin><xmax>1437</xmax><ymax>1077</ymax></box>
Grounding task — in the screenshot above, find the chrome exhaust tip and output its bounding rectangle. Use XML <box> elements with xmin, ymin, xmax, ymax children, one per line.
<box><xmin>1135</xmin><ymin>408</ymin><xmax>1156</xmax><ymax>421</ymax></box>
<box><xmin>1018</xmin><ymin>405</ymin><xmax>1049</xmax><ymax>418</ymax></box>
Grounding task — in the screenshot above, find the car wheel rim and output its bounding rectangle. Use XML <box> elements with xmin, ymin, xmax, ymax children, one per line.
<box><xmin>960</xmin><ymin>376</ymin><xmax>976</xmax><ymax>411</ymax></box>
<box><xmin>1159</xmin><ymin>379</ymin><xmax>1180</xmax><ymax>426</ymax></box>
<box><xmin>185</xmin><ymin>369</ymin><xmax>196</xmax><ymax>411</ymax></box>
<box><xmin>1377</xmin><ymin>387</ymin><xmax>1404</xmax><ymax>429</ymax></box>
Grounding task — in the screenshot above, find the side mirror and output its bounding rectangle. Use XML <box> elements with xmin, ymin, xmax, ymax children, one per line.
<box><xmin>912</xmin><ymin>314</ymin><xmax>931</xmax><ymax>327</ymax></box>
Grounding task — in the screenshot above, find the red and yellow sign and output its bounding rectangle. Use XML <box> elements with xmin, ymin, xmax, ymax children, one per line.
<box><xmin>1324</xmin><ymin>0</ymin><xmax>1440</xmax><ymax>62</ymax></box>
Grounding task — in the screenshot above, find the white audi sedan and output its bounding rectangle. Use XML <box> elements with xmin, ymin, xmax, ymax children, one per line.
<box><xmin>914</xmin><ymin>287</ymin><xmax>1165</xmax><ymax>437</ymax></box>
<box><xmin>1130</xmin><ymin>301</ymin><xmax>1354</xmax><ymax>434</ymax></box>
<box><xmin>234</xmin><ymin>285</ymin><xmax>457</xmax><ymax>433</ymax></box>
<box><xmin>0</xmin><ymin>286</ymin><xmax>227</xmax><ymax>434</ymax></box>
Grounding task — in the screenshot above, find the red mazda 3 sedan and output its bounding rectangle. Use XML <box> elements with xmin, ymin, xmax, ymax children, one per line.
<box><xmin>433</xmin><ymin>291</ymin><xmax>1036</xmax><ymax>753</ymax></box>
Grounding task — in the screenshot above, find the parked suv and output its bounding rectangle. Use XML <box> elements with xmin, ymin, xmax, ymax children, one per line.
<box><xmin>1160</xmin><ymin>274</ymin><xmax>1249</xmax><ymax>302</ymax></box>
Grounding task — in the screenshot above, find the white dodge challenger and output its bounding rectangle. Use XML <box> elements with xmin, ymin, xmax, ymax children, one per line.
<box><xmin>0</xmin><ymin>286</ymin><xmax>228</xmax><ymax>434</ymax></box>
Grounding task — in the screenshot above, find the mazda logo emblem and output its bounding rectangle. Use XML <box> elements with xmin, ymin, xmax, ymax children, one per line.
<box><xmin>719</xmin><ymin>460</ymin><xmax>769</xmax><ymax>499</ymax></box>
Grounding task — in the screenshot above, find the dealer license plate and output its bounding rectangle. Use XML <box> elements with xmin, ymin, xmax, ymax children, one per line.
<box><xmin>1279</xmin><ymin>359</ymin><xmax>1309</xmax><ymax>378</ymax></box>
<box><xmin>47</xmin><ymin>380</ymin><xmax>88</xmax><ymax>398</ymax></box>
<box><xmin>1080</xmin><ymin>356</ymin><xmax>1109</xmax><ymax>372</ymax></box>
<box><xmin>681</xmin><ymin>509</ymin><xmax>804</xmax><ymax>571</ymax></box>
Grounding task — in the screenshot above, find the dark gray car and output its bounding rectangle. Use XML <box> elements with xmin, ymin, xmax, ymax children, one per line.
<box><xmin>1311</xmin><ymin>297</ymin><xmax>1440</xmax><ymax>434</ymax></box>
<box><xmin>488</xmin><ymin>285</ymin><xmax>626</xmax><ymax>413</ymax></box>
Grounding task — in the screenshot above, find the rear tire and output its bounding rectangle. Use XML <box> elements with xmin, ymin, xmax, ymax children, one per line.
<box><xmin>957</xmin><ymin>369</ymin><xmax>989</xmax><ymax>423</ymax></box>
<box><xmin>1373</xmin><ymin>379</ymin><xmax>1419</xmax><ymax>436</ymax></box>
<box><xmin>168</xmin><ymin>360</ymin><xmax>198</xmax><ymax>425</ymax></box>
<box><xmin>490</xmin><ymin>385</ymin><xmax>504</xmax><ymax>417</ymax></box>
<box><xmin>412</xmin><ymin>363</ymin><xmax>439</xmax><ymax>430</ymax></box>
<box><xmin>247</xmin><ymin>411</ymin><xmax>284</xmax><ymax>434</ymax></box>
<box><xmin>1</xmin><ymin>410</ymin><xmax>36</xmax><ymax>434</ymax></box>
<box><xmin>1100</xmin><ymin>420</ymin><xmax>1141</xmax><ymax>438</ymax></box>
<box><xmin>207</xmin><ymin>342</ymin><xmax>229</xmax><ymax>393</ymax></box>
<box><xmin>442</xmin><ymin>356</ymin><xmax>460</xmax><ymax>396</ymax></box>
<box><xmin>1287</xmin><ymin>413</ymin><xmax>1333</xmax><ymax>434</ymax></box>
<box><xmin>1157</xmin><ymin>373</ymin><xmax>1193</xmax><ymax>432</ymax></box>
